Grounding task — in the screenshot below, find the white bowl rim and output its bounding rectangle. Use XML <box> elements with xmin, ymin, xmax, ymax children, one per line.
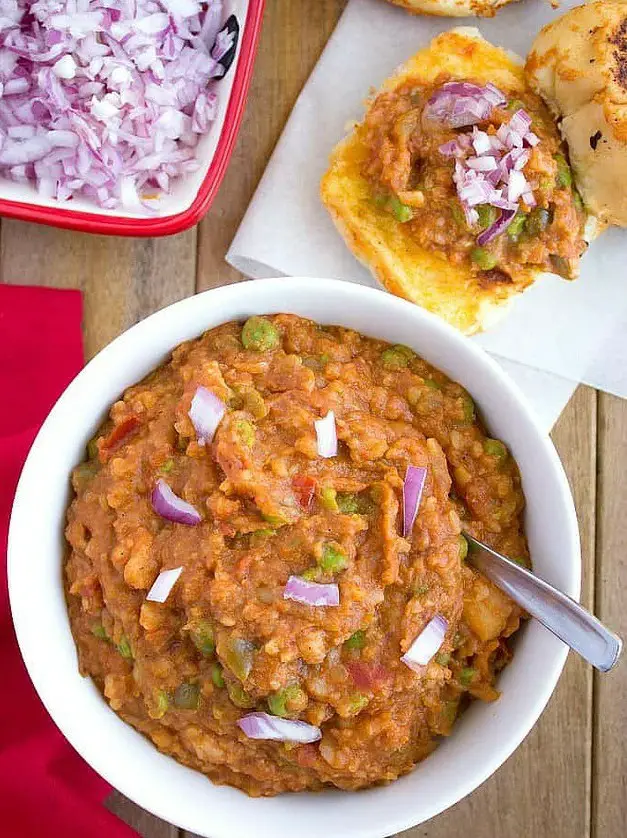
<box><xmin>8</xmin><ymin>277</ymin><xmax>580</xmax><ymax>838</ymax></box>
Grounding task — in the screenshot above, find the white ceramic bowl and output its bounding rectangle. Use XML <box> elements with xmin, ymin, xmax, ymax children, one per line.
<box><xmin>8</xmin><ymin>277</ymin><xmax>580</xmax><ymax>838</ymax></box>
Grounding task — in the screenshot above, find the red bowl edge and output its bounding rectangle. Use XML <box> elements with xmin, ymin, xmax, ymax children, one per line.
<box><xmin>0</xmin><ymin>0</ymin><xmax>266</xmax><ymax>238</ymax></box>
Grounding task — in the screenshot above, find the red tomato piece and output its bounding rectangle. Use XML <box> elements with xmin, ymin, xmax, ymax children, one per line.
<box><xmin>99</xmin><ymin>416</ymin><xmax>140</xmax><ymax>462</ymax></box>
<box><xmin>292</xmin><ymin>475</ymin><xmax>316</xmax><ymax>512</ymax></box>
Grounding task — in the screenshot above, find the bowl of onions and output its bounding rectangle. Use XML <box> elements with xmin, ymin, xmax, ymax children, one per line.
<box><xmin>8</xmin><ymin>277</ymin><xmax>580</xmax><ymax>838</ymax></box>
<box><xmin>0</xmin><ymin>0</ymin><xmax>265</xmax><ymax>236</ymax></box>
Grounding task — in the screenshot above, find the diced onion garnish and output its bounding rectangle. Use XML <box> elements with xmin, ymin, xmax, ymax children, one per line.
<box><xmin>188</xmin><ymin>385</ymin><xmax>226</xmax><ymax>445</ymax></box>
<box><xmin>237</xmin><ymin>712</ymin><xmax>322</xmax><ymax>743</ymax></box>
<box><xmin>151</xmin><ymin>478</ymin><xmax>201</xmax><ymax>525</ymax></box>
<box><xmin>402</xmin><ymin>465</ymin><xmax>427</xmax><ymax>537</ymax></box>
<box><xmin>146</xmin><ymin>566</ymin><xmax>183</xmax><ymax>603</ymax></box>
<box><xmin>433</xmin><ymin>84</ymin><xmax>541</xmax><ymax>245</ymax></box>
<box><xmin>0</xmin><ymin>2</ymin><xmax>237</xmax><ymax>212</ymax></box>
<box><xmin>401</xmin><ymin>614</ymin><xmax>448</xmax><ymax>673</ymax></box>
<box><xmin>315</xmin><ymin>410</ymin><xmax>337</xmax><ymax>458</ymax></box>
<box><xmin>284</xmin><ymin>576</ymin><xmax>340</xmax><ymax>607</ymax></box>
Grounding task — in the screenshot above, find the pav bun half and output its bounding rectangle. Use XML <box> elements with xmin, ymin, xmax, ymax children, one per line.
<box><xmin>385</xmin><ymin>0</ymin><xmax>519</xmax><ymax>18</ymax></box>
<box><xmin>526</xmin><ymin>0</ymin><xmax>627</xmax><ymax>227</ymax></box>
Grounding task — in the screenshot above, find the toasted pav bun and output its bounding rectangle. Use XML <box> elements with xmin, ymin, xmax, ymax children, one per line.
<box><xmin>526</xmin><ymin>0</ymin><xmax>627</xmax><ymax>227</ymax></box>
<box><xmin>385</xmin><ymin>0</ymin><xmax>518</xmax><ymax>17</ymax></box>
<box><xmin>321</xmin><ymin>29</ymin><xmax>587</xmax><ymax>335</ymax></box>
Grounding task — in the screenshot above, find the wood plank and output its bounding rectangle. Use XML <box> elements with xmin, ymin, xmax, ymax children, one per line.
<box><xmin>0</xmin><ymin>221</ymin><xmax>196</xmax><ymax>358</ymax></box>
<box><xmin>196</xmin><ymin>0</ymin><xmax>347</xmax><ymax>291</ymax></box>
<box><xmin>402</xmin><ymin>386</ymin><xmax>596</xmax><ymax>838</ymax></box>
<box><xmin>592</xmin><ymin>394</ymin><xmax>627</xmax><ymax>838</ymax></box>
<box><xmin>106</xmin><ymin>792</ymin><xmax>178</xmax><ymax>838</ymax></box>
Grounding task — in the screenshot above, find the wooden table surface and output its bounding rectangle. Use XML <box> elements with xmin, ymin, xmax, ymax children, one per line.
<box><xmin>2</xmin><ymin>1</ymin><xmax>625</xmax><ymax>836</ymax></box>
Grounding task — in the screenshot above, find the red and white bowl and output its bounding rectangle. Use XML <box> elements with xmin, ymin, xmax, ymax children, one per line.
<box><xmin>0</xmin><ymin>0</ymin><xmax>265</xmax><ymax>237</ymax></box>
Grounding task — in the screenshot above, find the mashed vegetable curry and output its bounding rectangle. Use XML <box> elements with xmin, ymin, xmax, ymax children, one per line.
<box><xmin>65</xmin><ymin>314</ymin><xmax>528</xmax><ymax>796</ymax></box>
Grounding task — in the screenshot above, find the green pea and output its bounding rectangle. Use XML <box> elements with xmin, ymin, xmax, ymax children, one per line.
<box><xmin>524</xmin><ymin>207</ymin><xmax>550</xmax><ymax>237</ymax></box>
<box><xmin>174</xmin><ymin>682</ymin><xmax>200</xmax><ymax>710</ymax></box>
<box><xmin>387</xmin><ymin>195</ymin><xmax>413</xmax><ymax>223</ymax></box>
<box><xmin>554</xmin><ymin>154</ymin><xmax>572</xmax><ymax>189</ymax></box>
<box><xmin>227</xmin><ymin>680</ymin><xmax>255</xmax><ymax>708</ymax></box>
<box><xmin>239</xmin><ymin>387</ymin><xmax>267</xmax><ymax>418</ymax></box>
<box><xmin>156</xmin><ymin>690</ymin><xmax>170</xmax><ymax>717</ymax></box>
<box><xmin>262</xmin><ymin>512</ymin><xmax>288</xmax><ymax>528</ymax></box>
<box><xmin>241</xmin><ymin>316</ymin><xmax>280</xmax><ymax>352</ymax></box>
<box><xmin>512</xmin><ymin>555</ymin><xmax>530</xmax><ymax>568</ymax></box>
<box><xmin>320</xmin><ymin>486</ymin><xmax>339</xmax><ymax>512</ymax></box>
<box><xmin>424</xmin><ymin>378</ymin><xmax>442</xmax><ymax>390</ymax></box>
<box><xmin>235</xmin><ymin>418</ymin><xmax>255</xmax><ymax>448</ymax></box>
<box><xmin>301</xmin><ymin>567</ymin><xmax>320</xmax><ymax>582</ymax></box>
<box><xmin>484</xmin><ymin>438</ymin><xmax>508</xmax><ymax>458</ymax></box>
<box><xmin>73</xmin><ymin>461</ymin><xmax>99</xmax><ymax>491</ymax></box>
<box><xmin>87</xmin><ymin>437</ymin><xmax>99</xmax><ymax>459</ymax></box>
<box><xmin>451</xmin><ymin>200</ymin><xmax>466</xmax><ymax>227</ymax></box>
<box><xmin>381</xmin><ymin>346</ymin><xmax>412</xmax><ymax>368</ymax></box>
<box><xmin>160</xmin><ymin>458</ymin><xmax>175</xmax><ymax>473</ymax></box>
<box><xmin>224</xmin><ymin>637</ymin><xmax>255</xmax><ymax>681</ymax></box>
<box><xmin>91</xmin><ymin>623</ymin><xmax>108</xmax><ymax>641</ymax></box>
<box><xmin>211</xmin><ymin>663</ymin><xmax>225</xmax><ymax>689</ymax></box>
<box><xmin>117</xmin><ymin>635</ymin><xmax>132</xmax><ymax>659</ymax></box>
<box><xmin>413</xmin><ymin>583</ymin><xmax>429</xmax><ymax>596</ymax></box>
<box><xmin>337</xmin><ymin>493</ymin><xmax>360</xmax><ymax>514</ymax></box>
<box><xmin>251</xmin><ymin>528</ymin><xmax>276</xmax><ymax>540</ymax></box>
<box><xmin>319</xmin><ymin>544</ymin><xmax>348</xmax><ymax>574</ymax></box>
<box><xmin>459</xmin><ymin>667</ymin><xmax>477</xmax><ymax>687</ymax></box>
<box><xmin>507</xmin><ymin>211</ymin><xmax>526</xmax><ymax>242</ymax></box>
<box><xmin>470</xmin><ymin>247</ymin><xmax>498</xmax><ymax>271</ymax></box>
<box><xmin>461</xmin><ymin>393</ymin><xmax>476</xmax><ymax>423</ymax></box>
<box><xmin>373</xmin><ymin>191</ymin><xmax>388</xmax><ymax>208</ymax></box>
<box><xmin>476</xmin><ymin>204</ymin><xmax>498</xmax><ymax>230</ymax></box>
<box><xmin>507</xmin><ymin>98</ymin><xmax>525</xmax><ymax>112</ymax></box>
<box><xmin>459</xmin><ymin>534</ymin><xmax>469</xmax><ymax>561</ymax></box>
<box><xmin>320</xmin><ymin>353</ymin><xmax>330</xmax><ymax>365</ymax></box>
<box><xmin>191</xmin><ymin>620</ymin><xmax>215</xmax><ymax>656</ymax></box>
<box><xmin>345</xmin><ymin>630</ymin><xmax>366</xmax><ymax>651</ymax></box>
<box><xmin>267</xmin><ymin>684</ymin><xmax>305</xmax><ymax>717</ymax></box>
<box><xmin>348</xmin><ymin>693</ymin><xmax>369</xmax><ymax>714</ymax></box>
<box><xmin>435</xmin><ymin>652</ymin><xmax>451</xmax><ymax>666</ymax></box>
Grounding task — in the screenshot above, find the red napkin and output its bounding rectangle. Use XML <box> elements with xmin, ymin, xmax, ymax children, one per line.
<box><xmin>0</xmin><ymin>285</ymin><xmax>137</xmax><ymax>838</ymax></box>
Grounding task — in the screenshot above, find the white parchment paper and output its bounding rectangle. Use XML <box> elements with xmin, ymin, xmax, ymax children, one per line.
<box><xmin>227</xmin><ymin>0</ymin><xmax>627</xmax><ymax>427</ymax></box>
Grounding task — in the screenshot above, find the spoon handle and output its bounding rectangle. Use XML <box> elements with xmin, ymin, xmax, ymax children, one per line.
<box><xmin>464</xmin><ymin>534</ymin><xmax>622</xmax><ymax>673</ymax></box>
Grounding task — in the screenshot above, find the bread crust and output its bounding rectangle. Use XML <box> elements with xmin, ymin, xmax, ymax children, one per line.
<box><xmin>526</xmin><ymin>0</ymin><xmax>627</xmax><ymax>226</ymax></box>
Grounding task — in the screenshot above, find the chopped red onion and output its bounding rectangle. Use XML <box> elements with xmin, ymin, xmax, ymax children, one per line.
<box><xmin>435</xmin><ymin>89</ymin><xmax>540</xmax><ymax>243</ymax></box>
<box><xmin>146</xmin><ymin>566</ymin><xmax>183</xmax><ymax>603</ymax></box>
<box><xmin>466</xmin><ymin>156</ymin><xmax>498</xmax><ymax>172</ymax></box>
<box><xmin>237</xmin><ymin>712</ymin><xmax>322</xmax><ymax>743</ymax></box>
<box><xmin>315</xmin><ymin>410</ymin><xmax>337</xmax><ymax>458</ymax></box>
<box><xmin>471</xmin><ymin>129</ymin><xmax>491</xmax><ymax>156</ymax></box>
<box><xmin>424</xmin><ymin>82</ymin><xmax>503</xmax><ymax>129</ymax></box>
<box><xmin>188</xmin><ymin>385</ymin><xmax>226</xmax><ymax>445</ymax></box>
<box><xmin>477</xmin><ymin>206</ymin><xmax>517</xmax><ymax>245</ymax></box>
<box><xmin>151</xmin><ymin>478</ymin><xmax>201</xmax><ymax>525</ymax></box>
<box><xmin>402</xmin><ymin>465</ymin><xmax>427</xmax><ymax>538</ymax></box>
<box><xmin>0</xmin><ymin>1</ymin><xmax>235</xmax><ymax>211</ymax></box>
<box><xmin>507</xmin><ymin>169</ymin><xmax>528</xmax><ymax>202</ymax></box>
<box><xmin>284</xmin><ymin>576</ymin><xmax>340</xmax><ymax>607</ymax></box>
<box><xmin>401</xmin><ymin>614</ymin><xmax>448</xmax><ymax>673</ymax></box>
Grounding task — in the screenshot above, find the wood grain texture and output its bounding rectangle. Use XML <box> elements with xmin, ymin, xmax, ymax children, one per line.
<box><xmin>593</xmin><ymin>394</ymin><xmax>627</xmax><ymax>838</ymax></box>
<box><xmin>401</xmin><ymin>386</ymin><xmax>597</xmax><ymax>838</ymax></box>
<box><xmin>0</xmin><ymin>221</ymin><xmax>196</xmax><ymax>358</ymax></box>
<box><xmin>196</xmin><ymin>0</ymin><xmax>347</xmax><ymax>291</ymax></box>
<box><xmin>106</xmin><ymin>793</ymin><xmax>179</xmax><ymax>838</ymax></box>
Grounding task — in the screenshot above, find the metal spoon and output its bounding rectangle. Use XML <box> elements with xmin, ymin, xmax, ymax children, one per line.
<box><xmin>463</xmin><ymin>532</ymin><xmax>622</xmax><ymax>673</ymax></box>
